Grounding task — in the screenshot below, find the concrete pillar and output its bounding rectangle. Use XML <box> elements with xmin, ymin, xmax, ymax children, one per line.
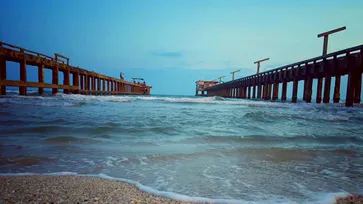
<box><xmin>52</xmin><ymin>66</ymin><xmax>59</xmax><ymax>95</ymax></box>
<box><xmin>316</xmin><ymin>77</ymin><xmax>323</xmax><ymax>103</ymax></box>
<box><xmin>72</xmin><ymin>72</ymin><xmax>79</xmax><ymax>94</ymax></box>
<box><xmin>353</xmin><ymin>73</ymin><xmax>362</xmax><ymax>103</ymax></box>
<box><xmin>346</xmin><ymin>72</ymin><xmax>355</xmax><ymax>107</ymax></box>
<box><xmin>92</xmin><ymin>77</ymin><xmax>96</xmax><ymax>92</ymax></box>
<box><xmin>292</xmin><ymin>80</ymin><xmax>298</xmax><ymax>103</ymax></box>
<box><xmin>257</xmin><ymin>84</ymin><xmax>262</xmax><ymax>99</ymax></box>
<box><xmin>97</xmin><ymin>78</ymin><xmax>101</xmax><ymax>93</ymax></box>
<box><xmin>0</xmin><ymin>56</ymin><xmax>6</xmax><ymax>95</ymax></box>
<box><xmin>323</xmin><ymin>76</ymin><xmax>332</xmax><ymax>103</ymax></box>
<box><xmin>102</xmin><ymin>79</ymin><xmax>106</xmax><ymax>93</ymax></box>
<box><xmin>37</xmin><ymin>64</ymin><xmax>44</xmax><ymax>95</ymax></box>
<box><xmin>19</xmin><ymin>60</ymin><xmax>27</xmax><ymax>95</ymax></box>
<box><xmin>252</xmin><ymin>86</ymin><xmax>256</xmax><ymax>99</ymax></box>
<box><xmin>272</xmin><ymin>83</ymin><xmax>279</xmax><ymax>100</ymax></box>
<box><xmin>247</xmin><ymin>86</ymin><xmax>251</xmax><ymax>99</ymax></box>
<box><xmin>80</xmin><ymin>75</ymin><xmax>84</xmax><ymax>90</ymax></box>
<box><xmin>281</xmin><ymin>81</ymin><xmax>287</xmax><ymax>101</ymax></box>
<box><xmin>304</xmin><ymin>77</ymin><xmax>313</xmax><ymax>103</ymax></box>
<box><xmin>63</xmin><ymin>70</ymin><xmax>70</xmax><ymax>94</ymax></box>
<box><xmin>266</xmin><ymin>84</ymin><xmax>272</xmax><ymax>100</ymax></box>
<box><xmin>85</xmin><ymin>75</ymin><xmax>89</xmax><ymax>93</ymax></box>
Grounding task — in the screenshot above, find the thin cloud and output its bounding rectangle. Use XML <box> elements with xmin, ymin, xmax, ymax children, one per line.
<box><xmin>151</xmin><ymin>51</ymin><xmax>183</xmax><ymax>58</ymax></box>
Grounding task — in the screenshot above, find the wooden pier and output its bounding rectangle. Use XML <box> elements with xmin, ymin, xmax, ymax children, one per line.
<box><xmin>204</xmin><ymin>44</ymin><xmax>363</xmax><ymax>107</ymax></box>
<box><xmin>0</xmin><ymin>42</ymin><xmax>152</xmax><ymax>96</ymax></box>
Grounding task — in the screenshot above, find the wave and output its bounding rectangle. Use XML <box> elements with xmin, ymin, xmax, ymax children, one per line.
<box><xmin>181</xmin><ymin>135</ymin><xmax>363</xmax><ymax>145</ymax></box>
<box><xmin>0</xmin><ymin>156</ymin><xmax>55</xmax><ymax>166</ymax></box>
<box><xmin>44</xmin><ymin>136</ymin><xmax>100</xmax><ymax>144</ymax></box>
<box><xmin>0</xmin><ymin>172</ymin><xmax>354</xmax><ymax>204</ymax></box>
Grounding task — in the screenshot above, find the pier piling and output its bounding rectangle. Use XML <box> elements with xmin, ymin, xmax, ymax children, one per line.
<box><xmin>0</xmin><ymin>42</ymin><xmax>151</xmax><ymax>96</ymax></box>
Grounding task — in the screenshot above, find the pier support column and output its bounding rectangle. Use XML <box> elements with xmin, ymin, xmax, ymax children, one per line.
<box><xmin>304</xmin><ymin>77</ymin><xmax>313</xmax><ymax>103</ymax></box>
<box><xmin>97</xmin><ymin>78</ymin><xmax>101</xmax><ymax>94</ymax></box>
<box><xmin>323</xmin><ymin>76</ymin><xmax>332</xmax><ymax>103</ymax></box>
<box><xmin>19</xmin><ymin>60</ymin><xmax>27</xmax><ymax>95</ymax></box>
<box><xmin>281</xmin><ymin>81</ymin><xmax>287</xmax><ymax>101</ymax></box>
<box><xmin>272</xmin><ymin>83</ymin><xmax>279</xmax><ymax>100</ymax></box>
<box><xmin>63</xmin><ymin>70</ymin><xmax>70</xmax><ymax>94</ymax></box>
<box><xmin>80</xmin><ymin>75</ymin><xmax>84</xmax><ymax>91</ymax></box>
<box><xmin>263</xmin><ymin>84</ymin><xmax>267</xmax><ymax>100</ymax></box>
<box><xmin>0</xmin><ymin>56</ymin><xmax>6</xmax><ymax>95</ymax></box>
<box><xmin>353</xmin><ymin>73</ymin><xmax>362</xmax><ymax>104</ymax></box>
<box><xmin>266</xmin><ymin>84</ymin><xmax>272</xmax><ymax>100</ymax></box>
<box><xmin>85</xmin><ymin>75</ymin><xmax>89</xmax><ymax>94</ymax></box>
<box><xmin>103</xmin><ymin>80</ymin><xmax>107</xmax><ymax>93</ymax></box>
<box><xmin>316</xmin><ymin>77</ymin><xmax>323</xmax><ymax>103</ymax></box>
<box><xmin>346</xmin><ymin>72</ymin><xmax>356</xmax><ymax>107</ymax></box>
<box><xmin>247</xmin><ymin>86</ymin><xmax>251</xmax><ymax>99</ymax></box>
<box><xmin>72</xmin><ymin>72</ymin><xmax>79</xmax><ymax>94</ymax></box>
<box><xmin>252</xmin><ymin>86</ymin><xmax>256</xmax><ymax>99</ymax></box>
<box><xmin>91</xmin><ymin>77</ymin><xmax>96</xmax><ymax>94</ymax></box>
<box><xmin>333</xmin><ymin>75</ymin><xmax>341</xmax><ymax>103</ymax></box>
<box><xmin>38</xmin><ymin>65</ymin><xmax>44</xmax><ymax>95</ymax></box>
<box><xmin>292</xmin><ymin>80</ymin><xmax>298</xmax><ymax>103</ymax></box>
<box><xmin>52</xmin><ymin>67</ymin><xmax>59</xmax><ymax>95</ymax></box>
<box><xmin>257</xmin><ymin>84</ymin><xmax>262</xmax><ymax>99</ymax></box>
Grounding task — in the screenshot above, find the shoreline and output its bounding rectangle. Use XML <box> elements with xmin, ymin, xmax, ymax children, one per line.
<box><xmin>0</xmin><ymin>175</ymin><xmax>205</xmax><ymax>204</ymax></box>
<box><xmin>0</xmin><ymin>174</ymin><xmax>362</xmax><ymax>204</ymax></box>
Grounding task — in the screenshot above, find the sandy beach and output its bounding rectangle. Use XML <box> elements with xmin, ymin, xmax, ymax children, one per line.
<box><xmin>0</xmin><ymin>175</ymin><xmax>363</xmax><ymax>204</ymax></box>
<box><xmin>0</xmin><ymin>175</ymin><xmax>204</xmax><ymax>204</ymax></box>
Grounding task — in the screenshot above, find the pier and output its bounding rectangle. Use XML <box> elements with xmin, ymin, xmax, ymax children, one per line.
<box><xmin>0</xmin><ymin>42</ymin><xmax>152</xmax><ymax>96</ymax></box>
<box><xmin>201</xmin><ymin>27</ymin><xmax>363</xmax><ymax>107</ymax></box>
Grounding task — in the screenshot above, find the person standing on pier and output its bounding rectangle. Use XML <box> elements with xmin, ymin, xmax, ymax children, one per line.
<box><xmin>120</xmin><ymin>72</ymin><xmax>124</xmax><ymax>80</ymax></box>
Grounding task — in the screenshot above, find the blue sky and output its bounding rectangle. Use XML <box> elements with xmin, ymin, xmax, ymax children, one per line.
<box><xmin>1</xmin><ymin>0</ymin><xmax>363</xmax><ymax>95</ymax></box>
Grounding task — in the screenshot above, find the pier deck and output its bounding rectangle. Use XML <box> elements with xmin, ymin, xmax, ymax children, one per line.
<box><xmin>0</xmin><ymin>42</ymin><xmax>152</xmax><ymax>96</ymax></box>
<box><xmin>204</xmin><ymin>45</ymin><xmax>363</xmax><ymax>107</ymax></box>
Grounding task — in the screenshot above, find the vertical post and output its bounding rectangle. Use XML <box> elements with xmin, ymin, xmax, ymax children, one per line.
<box><xmin>281</xmin><ymin>81</ymin><xmax>287</xmax><ymax>101</ymax></box>
<box><xmin>102</xmin><ymin>79</ymin><xmax>106</xmax><ymax>93</ymax></box>
<box><xmin>97</xmin><ymin>77</ymin><xmax>101</xmax><ymax>93</ymax></box>
<box><xmin>92</xmin><ymin>76</ymin><xmax>95</xmax><ymax>93</ymax></box>
<box><xmin>272</xmin><ymin>83</ymin><xmax>279</xmax><ymax>100</ymax></box>
<box><xmin>52</xmin><ymin>66</ymin><xmax>59</xmax><ymax>95</ymax></box>
<box><xmin>63</xmin><ymin>70</ymin><xmax>70</xmax><ymax>94</ymax></box>
<box><xmin>252</xmin><ymin>86</ymin><xmax>256</xmax><ymax>98</ymax></box>
<box><xmin>323</xmin><ymin>76</ymin><xmax>331</xmax><ymax>103</ymax></box>
<box><xmin>305</xmin><ymin>77</ymin><xmax>313</xmax><ymax>103</ymax></box>
<box><xmin>267</xmin><ymin>84</ymin><xmax>272</xmax><ymax>100</ymax></box>
<box><xmin>247</xmin><ymin>86</ymin><xmax>251</xmax><ymax>99</ymax></box>
<box><xmin>292</xmin><ymin>80</ymin><xmax>298</xmax><ymax>103</ymax></box>
<box><xmin>303</xmin><ymin>78</ymin><xmax>307</xmax><ymax>101</ymax></box>
<box><xmin>257</xmin><ymin>84</ymin><xmax>262</xmax><ymax>99</ymax></box>
<box><xmin>85</xmin><ymin>75</ymin><xmax>89</xmax><ymax>94</ymax></box>
<box><xmin>0</xmin><ymin>56</ymin><xmax>6</xmax><ymax>95</ymax></box>
<box><xmin>316</xmin><ymin>78</ymin><xmax>323</xmax><ymax>103</ymax></box>
<box><xmin>38</xmin><ymin>64</ymin><xmax>44</xmax><ymax>95</ymax></box>
<box><xmin>73</xmin><ymin>72</ymin><xmax>79</xmax><ymax>94</ymax></box>
<box><xmin>80</xmin><ymin>74</ymin><xmax>84</xmax><ymax>90</ymax></box>
<box><xmin>354</xmin><ymin>73</ymin><xmax>362</xmax><ymax>103</ymax></box>
<box><xmin>19</xmin><ymin>60</ymin><xmax>27</xmax><ymax>95</ymax></box>
<box><xmin>333</xmin><ymin>75</ymin><xmax>341</xmax><ymax>103</ymax></box>
<box><xmin>346</xmin><ymin>72</ymin><xmax>355</xmax><ymax>107</ymax></box>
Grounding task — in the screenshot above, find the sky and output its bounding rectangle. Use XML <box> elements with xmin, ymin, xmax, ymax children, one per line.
<box><xmin>1</xmin><ymin>0</ymin><xmax>363</xmax><ymax>95</ymax></box>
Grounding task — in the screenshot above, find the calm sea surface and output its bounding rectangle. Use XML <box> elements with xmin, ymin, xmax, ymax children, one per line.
<box><xmin>1</xmin><ymin>91</ymin><xmax>363</xmax><ymax>203</ymax></box>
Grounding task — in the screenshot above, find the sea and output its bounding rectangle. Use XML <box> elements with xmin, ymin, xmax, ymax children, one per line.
<box><xmin>1</xmin><ymin>90</ymin><xmax>363</xmax><ymax>204</ymax></box>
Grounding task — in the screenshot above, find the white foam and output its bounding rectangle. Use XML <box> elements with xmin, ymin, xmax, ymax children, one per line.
<box><xmin>0</xmin><ymin>172</ymin><xmax>355</xmax><ymax>204</ymax></box>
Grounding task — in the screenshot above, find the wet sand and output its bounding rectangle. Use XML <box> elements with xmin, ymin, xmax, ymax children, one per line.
<box><xmin>0</xmin><ymin>175</ymin><xmax>362</xmax><ymax>204</ymax></box>
<box><xmin>0</xmin><ymin>175</ymin><xmax>204</xmax><ymax>204</ymax></box>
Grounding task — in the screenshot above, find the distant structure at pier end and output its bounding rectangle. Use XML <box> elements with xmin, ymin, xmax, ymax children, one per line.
<box><xmin>195</xmin><ymin>80</ymin><xmax>218</xmax><ymax>96</ymax></box>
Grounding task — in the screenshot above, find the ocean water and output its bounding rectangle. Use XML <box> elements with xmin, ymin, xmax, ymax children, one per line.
<box><xmin>1</xmin><ymin>91</ymin><xmax>363</xmax><ymax>203</ymax></box>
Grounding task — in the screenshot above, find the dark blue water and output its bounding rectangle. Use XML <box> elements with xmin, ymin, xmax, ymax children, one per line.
<box><xmin>1</xmin><ymin>91</ymin><xmax>363</xmax><ymax>203</ymax></box>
